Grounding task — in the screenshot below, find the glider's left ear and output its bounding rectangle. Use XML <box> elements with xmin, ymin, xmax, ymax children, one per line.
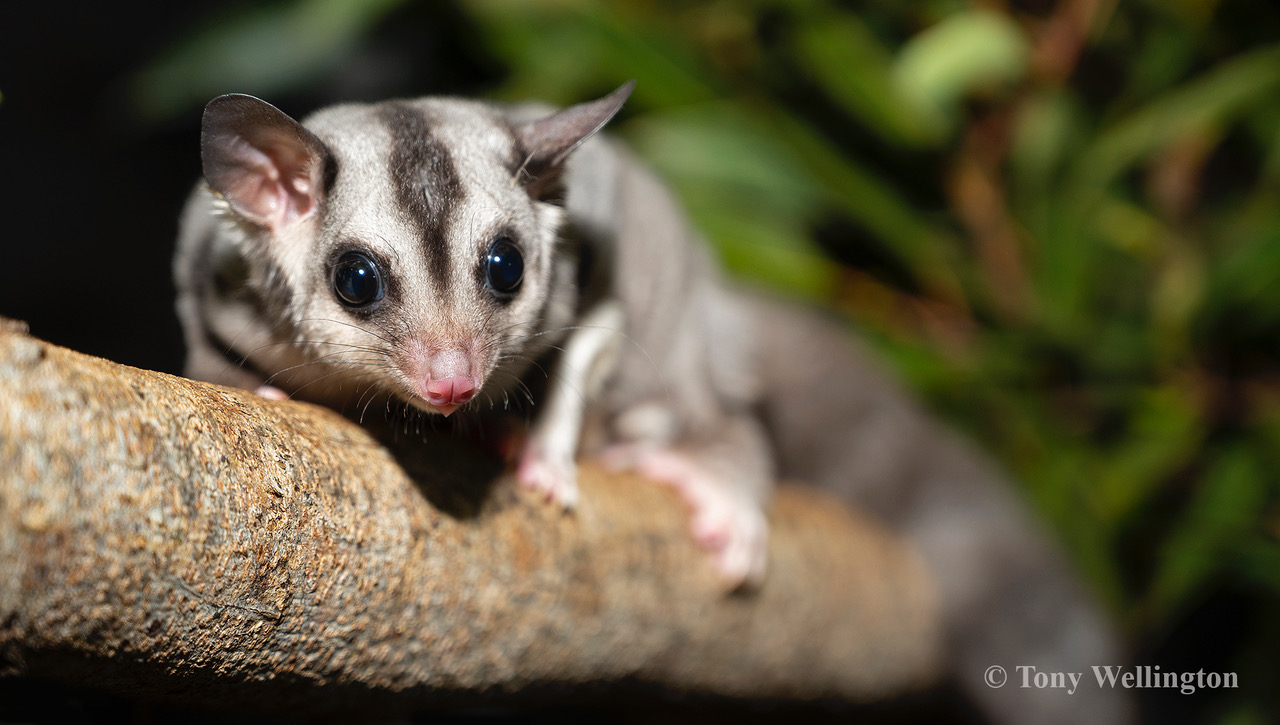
<box><xmin>516</xmin><ymin>80</ymin><xmax>635</xmax><ymax>197</ymax></box>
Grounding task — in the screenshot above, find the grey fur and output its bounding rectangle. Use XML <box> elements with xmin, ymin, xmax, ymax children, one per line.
<box><xmin>745</xmin><ymin>292</ymin><xmax>1132</xmax><ymax>724</ymax></box>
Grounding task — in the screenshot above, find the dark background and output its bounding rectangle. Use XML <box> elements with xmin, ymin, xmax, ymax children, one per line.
<box><xmin>4</xmin><ymin>1</ymin><xmax>1280</xmax><ymax>722</ymax></box>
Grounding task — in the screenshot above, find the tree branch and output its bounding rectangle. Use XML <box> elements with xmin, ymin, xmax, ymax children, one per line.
<box><xmin>0</xmin><ymin>320</ymin><xmax>941</xmax><ymax>715</ymax></box>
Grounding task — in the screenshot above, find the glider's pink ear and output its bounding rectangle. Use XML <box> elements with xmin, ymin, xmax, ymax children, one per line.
<box><xmin>201</xmin><ymin>94</ymin><xmax>329</xmax><ymax>230</ymax></box>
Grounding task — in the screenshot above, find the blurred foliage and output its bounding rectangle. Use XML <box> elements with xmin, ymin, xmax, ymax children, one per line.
<box><xmin>133</xmin><ymin>0</ymin><xmax>1280</xmax><ymax>718</ymax></box>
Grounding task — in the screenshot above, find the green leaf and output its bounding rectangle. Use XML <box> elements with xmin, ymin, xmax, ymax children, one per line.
<box><xmin>1067</xmin><ymin>43</ymin><xmax>1280</xmax><ymax>205</ymax></box>
<box><xmin>1094</xmin><ymin>385</ymin><xmax>1205</xmax><ymax>523</ymax></box>
<box><xmin>463</xmin><ymin>0</ymin><xmax>719</xmax><ymax>107</ymax></box>
<box><xmin>627</xmin><ymin>105</ymin><xmax>836</xmax><ymax>296</ymax></box>
<box><xmin>698</xmin><ymin>212</ymin><xmax>838</xmax><ymax>299</ymax></box>
<box><xmin>759</xmin><ymin>108</ymin><xmax>967</xmax><ymax>302</ymax></box>
<box><xmin>131</xmin><ymin>0</ymin><xmax>404</xmax><ymax>121</ymax></box>
<box><xmin>1010</xmin><ymin>89</ymin><xmax>1084</xmax><ymax>195</ymax></box>
<box><xmin>1034</xmin><ymin>46</ymin><xmax>1280</xmax><ymax>335</ymax></box>
<box><xmin>1198</xmin><ymin>225</ymin><xmax>1280</xmax><ymax>337</ymax></box>
<box><xmin>1236</xmin><ymin>541</ymin><xmax>1280</xmax><ymax>596</ymax></box>
<box><xmin>1146</xmin><ymin>446</ymin><xmax>1266</xmax><ymax>624</ymax></box>
<box><xmin>893</xmin><ymin>10</ymin><xmax>1031</xmax><ymax>133</ymax></box>
<box><xmin>792</xmin><ymin>13</ymin><xmax>943</xmax><ymax>147</ymax></box>
<box><xmin>627</xmin><ymin>105</ymin><xmax>824</xmax><ymax>223</ymax></box>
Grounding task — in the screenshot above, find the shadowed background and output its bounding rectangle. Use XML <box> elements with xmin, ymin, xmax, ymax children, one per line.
<box><xmin>2</xmin><ymin>1</ymin><xmax>1279</xmax><ymax>722</ymax></box>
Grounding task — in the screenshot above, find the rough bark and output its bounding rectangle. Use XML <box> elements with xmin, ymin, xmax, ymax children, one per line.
<box><xmin>0</xmin><ymin>320</ymin><xmax>941</xmax><ymax>716</ymax></box>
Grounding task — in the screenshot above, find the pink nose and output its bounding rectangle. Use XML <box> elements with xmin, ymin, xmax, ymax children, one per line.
<box><xmin>425</xmin><ymin>376</ymin><xmax>476</xmax><ymax>408</ymax></box>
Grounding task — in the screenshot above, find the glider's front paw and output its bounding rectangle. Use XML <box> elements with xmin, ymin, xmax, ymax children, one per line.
<box><xmin>255</xmin><ymin>385</ymin><xmax>289</xmax><ymax>400</ymax></box>
<box><xmin>517</xmin><ymin>443</ymin><xmax>579</xmax><ymax>511</ymax></box>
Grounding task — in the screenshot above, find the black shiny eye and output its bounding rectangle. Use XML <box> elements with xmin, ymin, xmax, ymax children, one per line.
<box><xmin>486</xmin><ymin>237</ymin><xmax>523</xmax><ymax>295</ymax></box>
<box><xmin>332</xmin><ymin>251</ymin><xmax>384</xmax><ymax>307</ymax></box>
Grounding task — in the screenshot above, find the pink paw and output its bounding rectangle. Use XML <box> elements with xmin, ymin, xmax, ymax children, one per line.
<box><xmin>255</xmin><ymin>385</ymin><xmax>289</xmax><ymax>400</ymax></box>
<box><xmin>517</xmin><ymin>445</ymin><xmax>579</xmax><ymax>510</ymax></box>
<box><xmin>602</xmin><ymin>445</ymin><xmax>768</xmax><ymax>588</ymax></box>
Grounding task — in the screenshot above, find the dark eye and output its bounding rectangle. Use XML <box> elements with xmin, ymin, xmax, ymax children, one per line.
<box><xmin>486</xmin><ymin>237</ymin><xmax>524</xmax><ymax>295</ymax></box>
<box><xmin>332</xmin><ymin>251</ymin><xmax>384</xmax><ymax>307</ymax></box>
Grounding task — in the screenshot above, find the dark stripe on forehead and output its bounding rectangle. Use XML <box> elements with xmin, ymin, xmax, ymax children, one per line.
<box><xmin>379</xmin><ymin>103</ymin><xmax>465</xmax><ymax>291</ymax></box>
